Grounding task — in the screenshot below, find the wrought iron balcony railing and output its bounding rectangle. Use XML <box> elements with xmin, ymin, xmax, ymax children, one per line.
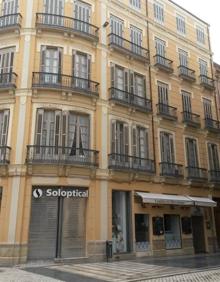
<box><xmin>200</xmin><ymin>75</ymin><xmax>215</xmax><ymax>90</ymax></box>
<box><xmin>209</xmin><ymin>170</ymin><xmax>220</xmax><ymax>183</ymax></box>
<box><xmin>109</xmin><ymin>87</ymin><xmax>152</xmax><ymax>112</ymax></box>
<box><xmin>26</xmin><ymin>145</ymin><xmax>99</xmax><ymax>166</ymax></box>
<box><xmin>0</xmin><ymin>146</ymin><xmax>11</xmax><ymax>164</ymax></box>
<box><xmin>154</xmin><ymin>55</ymin><xmax>173</xmax><ymax>73</ymax></box>
<box><xmin>186</xmin><ymin>166</ymin><xmax>207</xmax><ymax>181</ymax></box>
<box><xmin>182</xmin><ymin>111</ymin><xmax>201</xmax><ymax>128</ymax></box>
<box><xmin>108</xmin><ymin>153</ymin><xmax>155</xmax><ymax>173</ymax></box>
<box><xmin>157</xmin><ymin>103</ymin><xmax>177</xmax><ymax>120</ymax></box>
<box><xmin>36</xmin><ymin>13</ymin><xmax>99</xmax><ymax>41</ymax></box>
<box><xmin>160</xmin><ymin>162</ymin><xmax>183</xmax><ymax>177</ymax></box>
<box><xmin>178</xmin><ymin>66</ymin><xmax>196</xmax><ymax>82</ymax></box>
<box><xmin>204</xmin><ymin>118</ymin><xmax>220</xmax><ymax>133</ymax></box>
<box><xmin>0</xmin><ymin>13</ymin><xmax>22</xmax><ymax>31</ymax></box>
<box><xmin>0</xmin><ymin>72</ymin><xmax>17</xmax><ymax>89</ymax></box>
<box><xmin>108</xmin><ymin>33</ymin><xmax>149</xmax><ymax>62</ymax></box>
<box><xmin>32</xmin><ymin>72</ymin><xmax>99</xmax><ymax>97</ymax></box>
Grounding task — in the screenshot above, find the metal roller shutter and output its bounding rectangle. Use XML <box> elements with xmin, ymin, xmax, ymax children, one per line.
<box><xmin>28</xmin><ymin>194</ymin><xmax>58</xmax><ymax>260</ymax></box>
<box><xmin>61</xmin><ymin>197</ymin><xmax>86</xmax><ymax>258</ymax></box>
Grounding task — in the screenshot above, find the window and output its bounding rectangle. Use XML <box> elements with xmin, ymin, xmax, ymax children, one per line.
<box><xmin>41</xmin><ymin>46</ymin><xmax>62</xmax><ymax>83</ymax></box>
<box><xmin>208</xmin><ymin>143</ymin><xmax>220</xmax><ymax>171</ymax></box>
<box><xmin>43</xmin><ymin>0</ymin><xmax>64</xmax><ymax>25</ymax></box>
<box><xmin>185</xmin><ymin>138</ymin><xmax>199</xmax><ymax>168</ymax></box>
<box><xmin>155</xmin><ymin>37</ymin><xmax>166</xmax><ymax>57</ymax></box>
<box><xmin>35</xmin><ymin>109</ymin><xmax>90</xmax><ymax>156</ymax></box>
<box><xmin>132</xmin><ymin>126</ymin><xmax>148</xmax><ymax>160</ymax></box>
<box><xmin>178</xmin><ymin>49</ymin><xmax>188</xmax><ymax>67</ymax></box>
<box><xmin>111</xmin><ymin>120</ymin><xmax>129</xmax><ymax>157</ymax></box>
<box><xmin>110</xmin><ymin>15</ymin><xmax>124</xmax><ymax>46</ymax></box>
<box><xmin>199</xmin><ymin>59</ymin><xmax>208</xmax><ymax>76</ymax></box>
<box><xmin>158</xmin><ymin>81</ymin><xmax>169</xmax><ymax>107</ymax></box>
<box><xmin>176</xmin><ymin>14</ymin><xmax>186</xmax><ymax>35</ymax></box>
<box><xmin>130</xmin><ymin>25</ymin><xmax>142</xmax><ymax>54</ymax></box>
<box><xmin>0</xmin><ymin>47</ymin><xmax>15</xmax><ymax>84</ymax></box>
<box><xmin>203</xmin><ymin>98</ymin><xmax>212</xmax><ymax>119</ymax></box>
<box><xmin>182</xmin><ymin>91</ymin><xmax>192</xmax><ymax>113</ymax></box>
<box><xmin>0</xmin><ymin>188</ymin><xmax>2</xmax><ymax>213</ymax></box>
<box><xmin>130</xmin><ymin>0</ymin><xmax>141</xmax><ymax>9</ymax></box>
<box><xmin>111</xmin><ymin>64</ymin><xmax>146</xmax><ymax>100</ymax></box>
<box><xmin>73</xmin><ymin>51</ymin><xmax>91</xmax><ymax>89</ymax></box>
<box><xmin>153</xmin><ymin>1</ymin><xmax>164</xmax><ymax>24</ymax></box>
<box><xmin>74</xmin><ymin>0</ymin><xmax>91</xmax><ymax>32</ymax></box>
<box><xmin>1</xmin><ymin>0</ymin><xmax>18</xmax><ymax>15</ymax></box>
<box><xmin>160</xmin><ymin>131</ymin><xmax>175</xmax><ymax>163</ymax></box>
<box><xmin>196</xmin><ymin>25</ymin><xmax>205</xmax><ymax>44</ymax></box>
<box><xmin>0</xmin><ymin>111</ymin><xmax>9</xmax><ymax>164</ymax></box>
<box><xmin>0</xmin><ymin>110</ymin><xmax>10</xmax><ymax>147</ymax></box>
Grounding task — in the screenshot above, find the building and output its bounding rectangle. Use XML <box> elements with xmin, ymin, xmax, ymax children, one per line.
<box><xmin>0</xmin><ymin>0</ymin><xmax>219</xmax><ymax>265</ymax></box>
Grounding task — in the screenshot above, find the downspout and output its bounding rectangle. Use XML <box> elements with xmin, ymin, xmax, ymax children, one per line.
<box><xmin>207</xmin><ymin>25</ymin><xmax>218</xmax><ymax>254</ymax></box>
<box><xmin>207</xmin><ymin>25</ymin><xmax>219</xmax><ymax>121</ymax></box>
<box><xmin>146</xmin><ymin>0</ymin><xmax>157</xmax><ymax>173</ymax></box>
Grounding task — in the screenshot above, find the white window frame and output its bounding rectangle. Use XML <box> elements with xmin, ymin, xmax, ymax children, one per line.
<box><xmin>153</xmin><ymin>1</ymin><xmax>164</xmax><ymax>24</ymax></box>
<box><xmin>176</xmin><ymin>14</ymin><xmax>186</xmax><ymax>35</ymax></box>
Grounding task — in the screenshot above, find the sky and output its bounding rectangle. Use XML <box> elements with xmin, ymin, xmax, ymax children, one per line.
<box><xmin>172</xmin><ymin>0</ymin><xmax>220</xmax><ymax>64</ymax></box>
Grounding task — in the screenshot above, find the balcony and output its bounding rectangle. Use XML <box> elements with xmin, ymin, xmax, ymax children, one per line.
<box><xmin>156</xmin><ymin>103</ymin><xmax>177</xmax><ymax>121</ymax></box>
<box><xmin>209</xmin><ymin>170</ymin><xmax>220</xmax><ymax>183</ymax></box>
<box><xmin>178</xmin><ymin>66</ymin><xmax>196</xmax><ymax>82</ymax></box>
<box><xmin>182</xmin><ymin>111</ymin><xmax>201</xmax><ymax>128</ymax></box>
<box><xmin>108</xmin><ymin>33</ymin><xmax>149</xmax><ymax>63</ymax></box>
<box><xmin>160</xmin><ymin>162</ymin><xmax>183</xmax><ymax>177</ymax></box>
<box><xmin>0</xmin><ymin>72</ymin><xmax>17</xmax><ymax>90</ymax></box>
<box><xmin>109</xmin><ymin>88</ymin><xmax>152</xmax><ymax>113</ymax></box>
<box><xmin>36</xmin><ymin>13</ymin><xmax>99</xmax><ymax>42</ymax></box>
<box><xmin>154</xmin><ymin>55</ymin><xmax>174</xmax><ymax>73</ymax></box>
<box><xmin>200</xmin><ymin>75</ymin><xmax>215</xmax><ymax>91</ymax></box>
<box><xmin>186</xmin><ymin>167</ymin><xmax>207</xmax><ymax>182</ymax></box>
<box><xmin>26</xmin><ymin>145</ymin><xmax>98</xmax><ymax>167</ymax></box>
<box><xmin>32</xmin><ymin>72</ymin><xmax>99</xmax><ymax>97</ymax></box>
<box><xmin>0</xmin><ymin>13</ymin><xmax>22</xmax><ymax>33</ymax></box>
<box><xmin>0</xmin><ymin>146</ymin><xmax>11</xmax><ymax>164</ymax></box>
<box><xmin>204</xmin><ymin>118</ymin><xmax>220</xmax><ymax>134</ymax></box>
<box><xmin>108</xmin><ymin>153</ymin><xmax>155</xmax><ymax>173</ymax></box>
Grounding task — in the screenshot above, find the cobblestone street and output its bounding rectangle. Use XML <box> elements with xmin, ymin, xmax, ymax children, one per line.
<box><xmin>0</xmin><ymin>253</ymin><xmax>220</xmax><ymax>282</ymax></box>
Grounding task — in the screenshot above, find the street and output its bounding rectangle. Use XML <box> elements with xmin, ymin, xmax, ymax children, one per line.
<box><xmin>0</xmin><ymin>253</ymin><xmax>220</xmax><ymax>281</ymax></box>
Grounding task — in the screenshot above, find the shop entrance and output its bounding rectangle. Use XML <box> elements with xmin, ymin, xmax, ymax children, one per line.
<box><xmin>28</xmin><ymin>187</ymin><xmax>87</xmax><ymax>260</ymax></box>
<box><xmin>214</xmin><ymin>198</ymin><xmax>220</xmax><ymax>248</ymax></box>
<box><xmin>192</xmin><ymin>216</ymin><xmax>206</xmax><ymax>253</ymax></box>
<box><xmin>164</xmin><ymin>215</ymin><xmax>181</xmax><ymax>249</ymax></box>
<box><xmin>112</xmin><ymin>191</ymin><xmax>131</xmax><ymax>254</ymax></box>
<box><xmin>135</xmin><ymin>214</ymin><xmax>150</xmax><ymax>252</ymax></box>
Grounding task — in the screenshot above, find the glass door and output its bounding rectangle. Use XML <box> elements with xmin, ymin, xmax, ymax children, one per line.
<box><xmin>135</xmin><ymin>214</ymin><xmax>150</xmax><ymax>252</ymax></box>
<box><xmin>164</xmin><ymin>215</ymin><xmax>181</xmax><ymax>249</ymax></box>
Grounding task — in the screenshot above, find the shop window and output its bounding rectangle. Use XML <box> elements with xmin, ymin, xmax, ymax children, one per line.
<box><xmin>164</xmin><ymin>214</ymin><xmax>181</xmax><ymax>249</ymax></box>
<box><xmin>181</xmin><ymin>217</ymin><xmax>192</xmax><ymax>234</ymax></box>
<box><xmin>112</xmin><ymin>191</ymin><xmax>131</xmax><ymax>253</ymax></box>
<box><xmin>152</xmin><ymin>216</ymin><xmax>164</xmax><ymax>236</ymax></box>
<box><xmin>135</xmin><ymin>214</ymin><xmax>150</xmax><ymax>252</ymax></box>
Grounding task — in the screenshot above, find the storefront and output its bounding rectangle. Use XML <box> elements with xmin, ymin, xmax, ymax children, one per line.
<box><xmin>28</xmin><ymin>186</ymin><xmax>88</xmax><ymax>260</ymax></box>
<box><xmin>135</xmin><ymin>192</ymin><xmax>217</xmax><ymax>255</ymax></box>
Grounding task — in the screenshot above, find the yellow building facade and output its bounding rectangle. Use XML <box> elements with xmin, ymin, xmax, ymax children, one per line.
<box><xmin>0</xmin><ymin>0</ymin><xmax>220</xmax><ymax>265</ymax></box>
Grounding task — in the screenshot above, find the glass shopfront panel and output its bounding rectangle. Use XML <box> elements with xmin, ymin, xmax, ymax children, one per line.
<box><xmin>112</xmin><ymin>191</ymin><xmax>131</xmax><ymax>253</ymax></box>
<box><xmin>164</xmin><ymin>214</ymin><xmax>181</xmax><ymax>249</ymax></box>
<box><xmin>135</xmin><ymin>214</ymin><xmax>150</xmax><ymax>252</ymax></box>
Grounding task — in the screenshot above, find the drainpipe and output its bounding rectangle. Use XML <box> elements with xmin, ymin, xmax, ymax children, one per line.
<box><xmin>207</xmin><ymin>25</ymin><xmax>219</xmax><ymax>122</ymax></box>
<box><xmin>146</xmin><ymin>0</ymin><xmax>157</xmax><ymax>173</ymax></box>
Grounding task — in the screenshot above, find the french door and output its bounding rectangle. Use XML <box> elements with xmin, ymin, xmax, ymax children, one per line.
<box><xmin>155</xmin><ymin>37</ymin><xmax>166</xmax><ymax>64</ymax></box>
<box><xmin>44</xmin><ymin>0</ymin><xmax>64</xmax><ymax>25</ymax></box>
<box><xmin>74</xmin><ymin>0</ymin><xmax>91</xmax><ymax>33</ymax></box>
<box><xmin>130</xmin><ymin>26</ymin><xmax>142</xmax><ymax>55</ymax></box>
<box><xmin>110</xmin><ymin>16</ymin><xmax>123</xmax><ymax>46</ymax></box>
<box><xmin>182</xmin><ymin>91</ymin><xmax>192</xmax><ymax>120</ymax></box>
<box><xmin>0</xmin><ymin>110</ymin><xmax>9</xmax><ymax>162</ymax></box>
<box><xmin>73</xmin><ymin>52</ymin><xmax>90</xmax><ymax>89</ymax></box>
<box><xmin>0</xmin><ymin>48</ymin><xmax>14</xmax><ymax>84</ymax></box>
<box><xmin>1</xmin><ymin>0</ymin><xmax>18</xmax><ymax>26</ymax></box>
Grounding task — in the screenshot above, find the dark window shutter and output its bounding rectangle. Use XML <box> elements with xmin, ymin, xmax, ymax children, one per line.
<box><xmin>130</xmin><ymin>71</ymin><xmax>134</xmax><ymax>94</ymax></box>
<box><xmin>132</xmin><ymin>126</ymin><xmax>137</xmax><ymax>157</ymax></box>
<box><xmin>87</xmin><ymin>54</ymin><xmax>91</xmax><ymax>80</ymax></box>
<box><xmin>35</xmin><ymin>109</ymin><xmax>44</xmax><ymax>146</ymax></box>
<box><xmin>124</xmin><ymin>69</ymin><xmax>129</xmax><ymax>93</ymax></box>
<box><xmin>111</xmin><ymin>120</ymin><xmax>116</xmax><ymax>154</ymax></box>
<box><xmin>124</xmin><ymin>123</ymin><xmax>129</xmax><ymax>156</ymax></box>
<box><xmin>40</xmin><ymin>46</ymin><xmax>46</xmax><ymax>72</ymax></box>
<box><xmin>111</xmin><ymin>63</ymin><xmax>115</xmax><ymax>88</ymax></box>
